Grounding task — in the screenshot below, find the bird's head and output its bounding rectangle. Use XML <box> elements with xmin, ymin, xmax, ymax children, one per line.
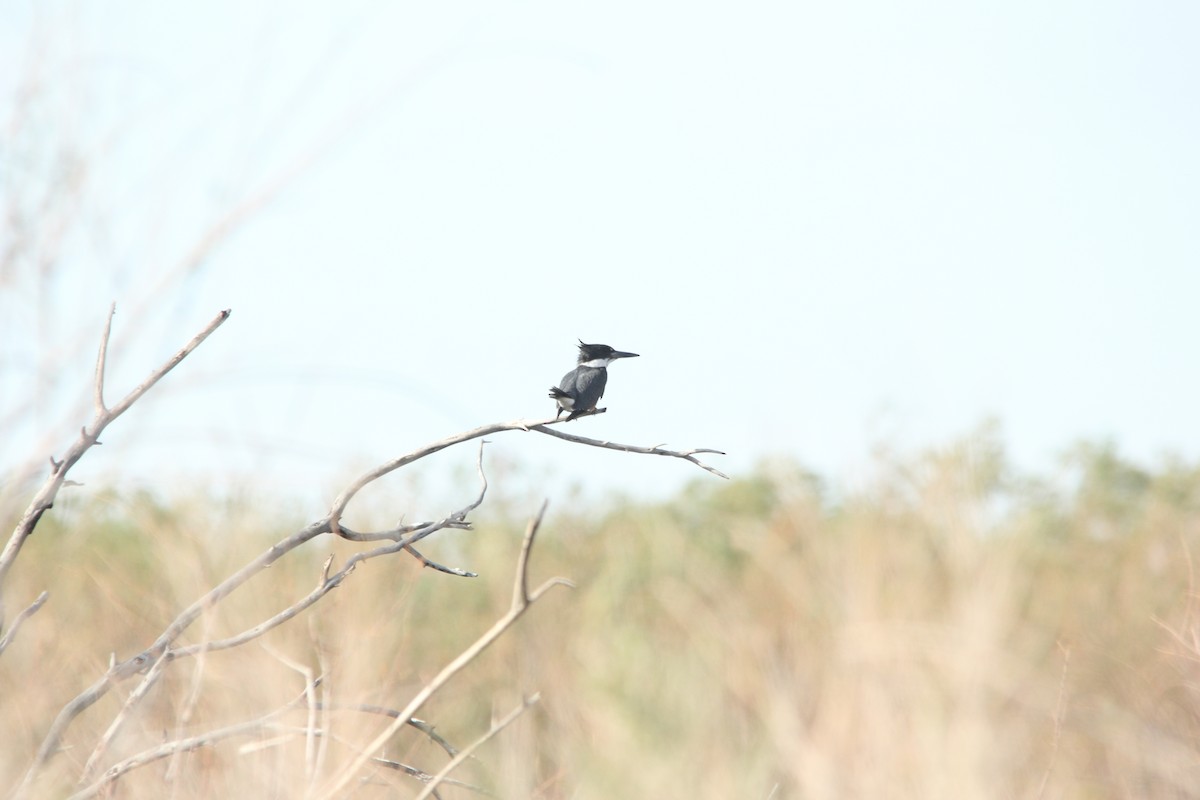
<box><xmin>576</xmin><ymin>340</ymin><xmax>640</xmax><ymax>367</ymax></box>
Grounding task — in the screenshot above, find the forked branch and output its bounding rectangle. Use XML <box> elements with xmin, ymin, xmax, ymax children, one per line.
<box><xmin>317</xmin><ymin>502</ymin><xmax>572</xmax><ymax>799</ymax></box>
<box><xmin>531</xmin><ymin>424</ymin><xmax>729</xmax><ymax>479</ymax></box>
<box><xmin>412</xmin><ymin>693</ymin><xmax>540</xmax><ymax>800</ymax></box>
<box><xmin>0</xmin><ymin>307</ymin><xmax>232</xmax><ymax>616</ymax></box>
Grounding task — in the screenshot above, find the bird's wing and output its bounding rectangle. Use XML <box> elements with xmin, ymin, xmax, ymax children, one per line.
<box><xmin>573</xmin><ymin>368</ymin><xmax>607</xmax><ymax>410</ymax></box>
<box><xmin>558</xmin><ymin>367</ymin><xmax>581</xmax><ymax>394</ymax></box>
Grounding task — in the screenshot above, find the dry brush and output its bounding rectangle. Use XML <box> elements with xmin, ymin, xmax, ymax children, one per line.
<box><xmin>0</xmin><ymin>306</ymin><xmax>725</xmax><ymax>799</ymax></box>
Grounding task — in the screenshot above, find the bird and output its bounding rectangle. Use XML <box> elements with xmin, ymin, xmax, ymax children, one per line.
<box><xmin>549</xmin><ymin>340</ymin><xmax>639</xmax><ymax>420</ymax></box>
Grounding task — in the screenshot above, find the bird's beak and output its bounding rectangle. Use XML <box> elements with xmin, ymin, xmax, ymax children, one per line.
<box><xmin>612</xmin><ymin>350</ymin><xmax>639</xmax><ymax>359</ymax></box>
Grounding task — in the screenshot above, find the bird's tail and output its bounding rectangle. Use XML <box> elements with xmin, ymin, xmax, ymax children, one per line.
<box><xmin>548</xmin><ymin>386</ymin><xmax>570</xmax><ymax>400</ymax></box>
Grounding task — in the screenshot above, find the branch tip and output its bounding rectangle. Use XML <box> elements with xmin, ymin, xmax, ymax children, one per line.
<box><xmin>0</xmin><ymin>591</ymin><xmax>50</xmax><ymax>657</ymax></box>
<box><xmin>93</xmin><ymin>303</ymin><xmax>116</xmax><ymax>415</ymax></box>
<box><xmin>512</xmin><ymin>500</ymin><xmax>550</xmax><ymax>608</ymax></box>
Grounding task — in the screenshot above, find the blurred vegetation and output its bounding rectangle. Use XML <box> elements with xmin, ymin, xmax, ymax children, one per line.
<box><xmin>4</xmin><ymin>430</ymin><xmax>1200</xmax><ymax>798</ymax></box>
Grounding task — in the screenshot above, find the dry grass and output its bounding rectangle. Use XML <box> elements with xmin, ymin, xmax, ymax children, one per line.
<box><xmin>3</xmin><ymin>434</ymin><xmax>1200</xmax><ymax>798</ymax></box>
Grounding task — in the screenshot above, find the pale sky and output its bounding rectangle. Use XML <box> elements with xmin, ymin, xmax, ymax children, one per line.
<box><xmin>2</xmin><ymin>1</ymin><xmax>1198</xmax><ymax>512</ymax></box>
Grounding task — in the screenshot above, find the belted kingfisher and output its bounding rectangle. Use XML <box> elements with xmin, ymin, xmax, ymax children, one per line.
<box><xmin>549</xmin><ymin>340</ymin><xmax>639</xmax><ymax>420</ymax></box>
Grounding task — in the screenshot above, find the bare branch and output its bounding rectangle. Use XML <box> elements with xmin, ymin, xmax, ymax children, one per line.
<box><xmin>164</xmin><ymin>609</ymin><xmax>218</xmax><ymax>785</ymax></box>
<box><xmin>92</xmin><ymin>303</ymin><xmax>115</xmax><ymax>415</ymax></box>
<box><xmin>309</xmin><ymin>624</ymin><xmax>333</xmax><ymax>795</ymax></box>
<box><xmin>66</xmin><ymin>684</ymin><xmax>317</xmax><ymax>800</ymax></box>
<box><xmin>316</xmin><ymin>504</ymin><xmax>571</xmax><ymax>799</ymax></box>
<box><xmin>530</xmin><ymin>424</ymin><xmax>730</xmax><ymax>479</ymax></box>
<box><xmin>414</xmin><ymin>693</ymin><xmax>540</xmax><ymax>800</ymax></box>
<box><xmin>15</xmin><ymin>674</ymin><xmax>112</xmax><ymax>798</ymax></box>
<box><xmin>104</xmin><ymin>309</ymin><xmax>232</xmax><ymax>421</ymax></box>
<box><xmin>332</xmin><ymin>440</ymin><xmax>489</xmax><ymax>550</ymax></box>
<box><xmin>79</xmin><ymin>647</ymin><xmax>172</xmax><ymax>784</ymax></box>
<box><xmin>170</xmin><ymin>551</ymin><xmax>352</xmax><ymax>659</ymax></box>
<box><xmin>125</xmin><ymin>518</ymin><xmax>329</xmax><ymax>668</ymax></box>
<box><xmin>403</xmin><ymin>440</ymin><xmax>489</xmax><ymax>551</ymax></box>
<box><xmin>511</xmin><ymin>502</ymin><xmax>545</xmax><ymax>608</ymax></box>
<box><xmin>262</xmin><ymin>644</ymin><xmax>319</xmax><ymax>781</ymax></box>
<box><xmin>402</xmin><ymin>544</ymin><xmax>478</xmax><ymax>578</ymax></box>
<box><xmin>369</xmin><ymin>759</ymin><xmax>439</xmax><ymax>786</ymax></box>
<box><xmin>309</xmin><ymin>705</ymin><xmax>460</xmax><ymax>757</ymax></box>
<box><xmin>374</xmin><ymin>758</ymin><xmax>491</xmax><ymax>796</ymax></box>
<box><xmin>514</xmin><ymin>501</ymin><xmax>577</xmax><ymax>607</ymax></box>
<box><xmin>118</xmin><ymin>457</ymin><xmax>491</xmax><ymax>668</ymax></box>
<box><xmin>334</xmin><ymin>519</ymin><xmax>471</xmax><ymax>543</ymax></box>
<box><xmin>0</xmin><ymin>590</ymin><xmax>48</xmax><ymax>657</ymax></box>
<box><xmin>327</xmin><ymin>414</ymin><xmax>725</xmax><ymax>533</ymax></box>
<box><xmin>328</xmin><ymin>428</ymin><xmax>496</xmax><ymax>532</ymax></box>
<box><xmin>403</xmin><ymin>717</ymin><xmax>460</xmax><ymax>758</ymax></box>
<box><xmin>14</xmin><ymin>519</ymin><xmax>330</xmax><ymax>796</ymax></box>
<box><xmin>0</xmin><ymin>308</ymin><xmax>233</xmax><ymax>608</ymax></box>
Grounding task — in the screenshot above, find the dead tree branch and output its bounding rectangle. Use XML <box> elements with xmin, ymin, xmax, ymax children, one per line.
<box><xmin>413</xmin><ymin>693</ymin><xmax>540</xmax><ymax>800</ymax></box>
<box><xmin>0</xmin><ymin>306</ymin><xmax>232</xmax><ymax>633</ymax></box>
<box><xmin>317</xmin><ymin>502</ymin><xmax>572</xmax><ymax>799</ymax></box>
<box><xmin>0</xmin><ymin>591</ymin><xmax>47</xmax><ymax>658</ymax></box>
<box><xmin>327</xmin><ymin>415</ymin><xmax>726</xmax><ymax>532</ymax></box>
<box><xmin>66</xmin><ymin>682</ymin><xmax>319</xmax><ymax>800</ymax></box>
<box><xmin>373</xmin><ymin>757</ymin><xmax>488</xmax><ymax>797</ymax></box>
<box><xmin>78</xmin><ymin>648</ymin><xmax>172</xmax><ymax>784</ymax></box>
<box><xmin>530</xmin><ymin>424</ymin><xmax>730</xmax><ymax>479</ymax></box>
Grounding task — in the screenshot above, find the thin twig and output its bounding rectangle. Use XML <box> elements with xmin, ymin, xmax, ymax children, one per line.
<box><xmin>399</xmin><ymin>441</ymin><xmax>487</xmax><ymax>576</ymax></box>
<box><xmin>262</xmin><ymin>645</ymin><xmax>319</xmax><ymax>781</ymax></box>
<box><xmin>164</xmin><ymin>602</ymin><xmax>217</xmax><ymax>787</ymax></box>
<box><xmin>335</xmin><ymin>520</ymin><xmax>471</xmax><ymax>543</ymax></box>
<box><xmin>403</xmin><ymin>544</ymin><xmax>478</xmax><ymax>578</ymax></box>
<box><xmin>413</xmin><ymin>694</ymin><xmax>540</xmax><ymax>800</ymax></box>
<box><xmin>169</xmin><ymin>548</ymin><xmax>351</xmax><ymax>659</ymax></box>
<box><xmin>92</xmin><ymin>303</ymin><xmax>114</xmax><ymax>415</ymax></box>
<box><xmin>369</xmin><ymin>759</ymin><xmax>438</xmax><ymax>787</ymax></box>
<box><xmin>530</xmin><ymin>424</ymin><xmax>729</xmax><ymax>479</ymax></box>
<box><xmin>312</xmin><ymin>706</ymin><xmax>460</xmax><ymax>757</ymax></box>
<box><xmin>307</xmin><ymin>617</ymin><xmax>332</xmax><ymax>798</ymax></box>
<box><xmin>373</xmin><ymin>758</ymin><xmax>491</xmax><ymax>796</ymax></box>
<box><xmin>0</xmin><ymin>590</ymin><xmax>47</xmax><ymax>657</ymax></box>
<box><xmin>317</xmin><ymin>502</ymin><xmax>572</xmax><ymax>799</ymax></box>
